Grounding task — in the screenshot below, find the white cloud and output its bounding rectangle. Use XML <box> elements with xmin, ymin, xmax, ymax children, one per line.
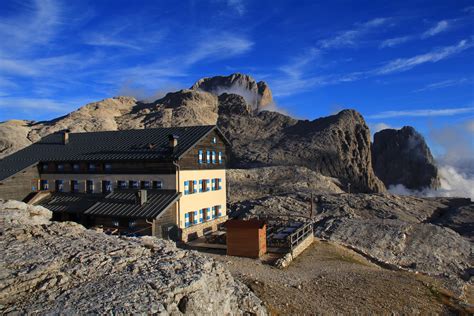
<box><xmin>372</xmin><ymin>122</ymin><xmax>393</xmax><ymax>133</ymax></box>
<box><xmin>374</xmin><ymin>39</ymin><xmax>473</xmax><ymax>75</ymax></box>
<box><xmin>379</xmin><ymin>36</ymin><xmax>412</xmax><ymax>48</ymax></box>
<box><xmin>319</xmin><ymin>18</ymin><xmax>389</xmax><ymax>49</ymax></box>
<box><xmin>184</xmin><ymin>33</ymin><xmax>253</xmax><ymax>65</ymax></box>
<box><xmin>367</xmin><ymin>107</ymin><xmax>474</xmax><ymax>119</ymax></box>
<box><xmin>226</xmin><ymin>0</ymin><xmax>245</xmax><ymax>15</ymax></box>
<box><xmin>84</xmin><ymin>34</ymin><xmax>143</xmax><ymax>50</ymax></box>
<box><xmin>0</xmin><ymin>0</ymin><xmax>61</xmax><ymax>54</ymax></box>
<box><xmin>422</xmin><ymin>20</ymin><xmax>449</xmax><ymax>38</ymax></box>
<box><xmin>413</xmin><ymin>78</ymin><xmax>470</xmax><ymax>92</ymax></box>
<box><xmin>0</xmin><ymin>97</ymin><xmax>89</xmax><ymax>113</ymax></box>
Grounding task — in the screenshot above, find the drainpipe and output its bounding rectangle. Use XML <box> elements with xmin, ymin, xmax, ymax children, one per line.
<box><xmin>172</xmin><ymin>161</ymin><xmax>181</xmax><ymax>228</ymax></box>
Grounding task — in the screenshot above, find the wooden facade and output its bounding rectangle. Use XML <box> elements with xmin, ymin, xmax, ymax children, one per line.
<box><xmin>0</xmin><ymin>165</ymin><xmax>39</xmax><ymax>201</ymax></box>
<box><xmin>226</xmin><ymin>219</ymin><xmax>267</xmax><ymax>258</ymax></box>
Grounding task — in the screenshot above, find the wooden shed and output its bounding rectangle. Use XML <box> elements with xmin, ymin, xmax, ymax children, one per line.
<box><xmin>225</xmin><ymin>219</ymin><xmax>266</xmax><ymax>258</ymax></box>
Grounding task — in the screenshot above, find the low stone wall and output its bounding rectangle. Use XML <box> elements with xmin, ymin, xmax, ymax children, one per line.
<box><xmin>180</xmin><ymin>216</ymin><xmax>228</xmax><ymax>242</ymax></box>
<box><xmin>275</xmin><ymin>234</ymin><xmax>314</xmax><ymax>269</ymax></box>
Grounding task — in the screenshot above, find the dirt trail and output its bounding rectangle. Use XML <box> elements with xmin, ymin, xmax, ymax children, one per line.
<box><xmin>206</xmin><ymin>240</ymin><xmax>469</xmax><ymax>315</ymax></box>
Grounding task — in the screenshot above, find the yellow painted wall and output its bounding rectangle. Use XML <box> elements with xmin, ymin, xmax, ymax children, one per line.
<box><xmin>177</xmin><ymin>169</ymin><xmax>226</xmax><ymax>228</ymax></box>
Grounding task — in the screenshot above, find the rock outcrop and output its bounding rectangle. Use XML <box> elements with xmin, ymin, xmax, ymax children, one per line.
<box><xmin>191</xmin><ymin>73</ymin><xmax>273</xmax><ymax>111</ymax></box>
<box><xmin>219</xmin><ymin>96</ymin><xmax>385</xmax><ymax>193</ymax></box>
<box><xmin>372</xmin><ymin>126</ymin><xmax>440</xmax><ymax>190</ymax></box>
<box><xmin>230</xmin><ymin>191</ymin><xmax>473</xmax><ymax>297</ymax></box>
<box><xmin>0</xmin><ymin>200</ymin><xmax>267</xmax><ymax>315</ymax></box>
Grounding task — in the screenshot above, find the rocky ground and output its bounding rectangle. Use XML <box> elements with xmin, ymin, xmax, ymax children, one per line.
<box><xmin>0</xmin><ymin>200</ymin><xmax>266</xmax><ymax>315</ymax></box>
<box><xmin>228</xmin><ymin>171</ymin><xmax>473</xmax><ymax>302</ymax></box>
<box><xmin>207</xmin><ymin>240</ymin><xmax>472</xmax><ymax>314</ymax></box>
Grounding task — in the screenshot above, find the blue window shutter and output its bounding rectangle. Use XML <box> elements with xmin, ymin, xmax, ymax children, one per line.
<box><xmin>185</xmin><ymin>213</ymin><xmax>189</xmax><ymax>218</ymax></box>
<box><xmin>218</xmin><ymin>152</ymin><xmax>222</xmax><ymax>164</ymax></box>
<box><xmin>206</xmin><ymin>150</ymin><xmax>210</xmax><ymax>163</ymax></box>
<box><xmin>206</xmin><ymin>179</ymin><xmax>210</xmax><ymax>191</ymax></box>
<box><xmin>199</xmin><ymin>180</ymin><xmax>202</xmax><ymax>193</ymax></box>
<box><xmin>211</xmin><ymin>179</ymin><xmax>215</xmax><ymax>191</ymax></box>
<box><xmin>194</xmin><ymin>211</ymin><xmax>198</xmax><ymax>224</ymax></box>
<box><xmin>218</xmin><ymin>178</ymin><xmax>222</xmax><ymax>190</ymax></box>
<box><xmin>184</xmin><ymin>181</ymin><xmax>189</xmax><ymax>195</ymax></box>
<box><xmin>198</xmin><ymin>150</ymin><xmax>203</xmax><ymax>164</ymax></box>
<box><xmin>193</xmin><ymin>180</ymin><xmax>197</xmax><ymax>193</ymax></box>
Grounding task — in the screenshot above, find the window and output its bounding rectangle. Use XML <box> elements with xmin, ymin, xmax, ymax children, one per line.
<box><xmin>152</xmin><ymin>180</ymin><xmax>162</xmax><ymax>189</ymax></box>
<box><xmin>129</xmin><ymin>180</ymin><xmax>139</xmax><ymax>189</ymax></box>
<box><xmin>42</xmin><ymin>164</ymin><xmax>48</xmax><ymax>172</ymax></box>
<box><xmin>112</xmin><ymin>219</ymin><xmax>120</xmax><ymax>227</ymax></box>
<box><xmin>218</xmin><ymin>152</ymin><xmax>222</xmax><ymax>164</ymax></box>
<box><xmin>40</xmin><ymin>179</ymin><xmax>49</xmax><ymax>190</ymax></box>
<box><xmin>70</xmin><ymin>180</ymin><xmax>79</xmax><ymax>193</ymax></box>
<box><xmin>203</xmin><ymin>208</ymin><xmax>211</xmax><ymax>221</ymax></box>
<box><xmin>73</xmin><ymin>163</ymin><xmax>80</xmax><ymax>172</ymax></box>
<box><xmin>199</xmin><ymin>179</ymin><xmax>209</xmax><ymax>193</ymax></box>
<box><xmin>55</xmin><ymin>180</ymin><xmax>64</xmax><ymax>192</ymax></box>
<box><xmin>141</xmin><ymin>180</ymin><xmax>150</xmax><ymax>189</ymax></box>
<box><xmin>184</xmin><ymin>180</ymin><xmax>197</xmax><ymax>195</ymax></box>
<box><xmin>185</xmin><ymin>211</ymin><xmax>198</xmax><ymax>227</ymax></box>
<box><xmin>211</xmin><ymin>151</ymin><xmax>216</xmax><ymax>164</ymax></box>
<box><xmin>86</xmin><ymin>180</ymin><xmax>94</xmax><ymax>193</ymax></box>
<box><xmin>57</xmin><ymin>164</ymin><xmax>64</xmax><ymax>171</ymax></box>
<box><xmin>104</xmin><ymin>163</ymin><xmax>112</xmax><ymax>172</ymax></box>
<box><xmin>129</xmin><ymin>220</ymin><xmax>137</xmax><ymax>228</ymax></box>
<box><xmin>118</xmin><ymin>180</ymin><xmax>127</xmax><ymax>189</ymax></box>
<box><xmin>102</xmin><ymin>180</ymin><xmax>112</xmax><ymax>194</ymax></box>
<box><xmin>212</xmin><ymin>136</ymin><xmax>217</xmax><ymax>144</ymax></box>
<box><xmin>213</xmin><ymin>205</ymin><xmax>222</xmax><ymax>218</ymax></box>
<box><xmin>198</xmin><ymin>150</ymin><xmax>203</xmax><ymax>164</ymax></box>
<box><xmin>211</xmin><ymin>178</ymin><xmax>222</xmax><ymax>191</ymax></box>
<box><xmin>206</xmin><ymin>150</ymin><xmax>211</xmax><ymax>163</ymax></box>
<box><xmin>88</xmin><ymin>163</ymin><xmax>96</xmax><ymax>172</ymax></box>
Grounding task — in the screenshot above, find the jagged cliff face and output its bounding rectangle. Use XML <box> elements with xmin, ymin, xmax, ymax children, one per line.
<box><xmin>372</xmin><ymin>126</ymin><xmax>440</xmax><ymax>190</ymax></box>
<box><xmin>217</xmin><ymin>94</ymin><xmax>385</xmax><ymax>193</ymax></box>
<box><xmin>0</xmin><ymin>73</ymin><xmax>386</xmax><ymax>193</ymax></box>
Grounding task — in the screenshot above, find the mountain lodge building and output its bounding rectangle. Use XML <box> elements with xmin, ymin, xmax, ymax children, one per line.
<box><xmin>0</xmin><ymin>125</ymin><xmax>229</xmax><ymax>242</ymax></box>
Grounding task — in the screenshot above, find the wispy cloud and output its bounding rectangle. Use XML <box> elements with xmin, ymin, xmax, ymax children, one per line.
<box><xmin>373</xmin><ymin>39</ymin><xmax>473</xmax><ymax>74</ymax></box>
<box><xmin>84</xmin><ymin>33</ymin><xmax>143</xmax><ymax>50</ymax></box>
<box><xmin>184</xmin><ymin>32</ymin><xmax>253</xmax><ymax>65</ymax></box>
<box><xmin>414</xmin><ymin>78</ymin><xmax>471</xmax><ymax>92</ymax></box>
<box><xmin>379</xmin><ymin>36</ymin><xmax>412</xmax><ymax>48</ymax></box>
<box><xmin>367</xmin><ymin>107</ymin><xmax>474</xmax><ymax>119</ymax></box>
<box><xmin>319</xmin><ymin>18</ymin><xmax>389</xmax><ymax>49</ymax></box>
<box><xmin>422</xmin><ymin>20</ymin><xmax>449</xmax><ymax>38</ymax></box>
<box><xmin>226</xmin><ymin>0</ymin><xmax>246</xmax><ymax>15</ymax></box>
<box><xmin>0</xmin><ymin>97</ymin><xmax>90</xmax><ymax>113</ymax></box>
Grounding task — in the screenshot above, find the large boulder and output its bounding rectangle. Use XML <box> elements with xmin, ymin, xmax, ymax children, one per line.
<box><xmin>0</xmin><ymin>200</ymin><xmax>267</xmax><ymax>315</ymax></box>
<box><xmin>372</xmin><ymin>126</ymin><xmax>440</xmax><ymax>190</ymax></box>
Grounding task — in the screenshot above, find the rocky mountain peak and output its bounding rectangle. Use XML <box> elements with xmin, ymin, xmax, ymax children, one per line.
<box><xmin>190</xmin><ymin>73</ymin><xmax>273</xmax><ymax>111</ymax></box>
<box><xmin>372</xmin><ymin>126</ymin><xmax>440</xmax><ymax>190</ymax></box>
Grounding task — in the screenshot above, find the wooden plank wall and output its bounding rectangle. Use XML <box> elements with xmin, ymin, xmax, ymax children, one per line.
<box><xmin>0</xmin><ymin>165</ymin><xmax>40</xmax><ymax>200</ymax></box>
<box><xmin>179</xmin><ymin>130</ymin><xmax>228</xmax><ymax>170</ymax></box>
<box><xmin>227</xmin><ymin>226</ymin><xmax>266</xmax><ymax>258</ymax></box>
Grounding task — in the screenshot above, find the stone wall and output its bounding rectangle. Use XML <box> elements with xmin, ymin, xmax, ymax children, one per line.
<box><xmin>181</xmin><ymin>215</ymin><xmax>228</xmax><ymax>242</ymax></box>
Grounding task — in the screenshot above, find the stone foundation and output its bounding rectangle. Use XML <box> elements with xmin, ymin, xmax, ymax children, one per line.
<box><xmin>275</xmin><ymin>234</ymin><xmax>314</xmax><ymax>268</ymax></box>
<box><xmin>180</xmin><ymin>216</ymin><xmax>228</xmax><ymax>242</ymax></box>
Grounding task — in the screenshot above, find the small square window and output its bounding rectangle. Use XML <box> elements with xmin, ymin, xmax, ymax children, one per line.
<box><xmin>212</xmin><ymin>137</ymin><xmax>217</xmax><ymax>144</ymax></box>
<box><xmin>104</xmin><ymin>163</ymin><xmax>112</xmax><ymax>171</ymax></box>
<box><xmin>57</xmin><ymin>164</ymin><xmax>64</xmax><ymax>171</ymax></box>
<box><xmin>152</xmin><ymin>181</ymin><xmax>163</xmax><ymax>189</ymax></box>
<box><xmin>73</xmin><ymin>164</ymin><xmax>80</xmax><ymax>172</ymax></box>
<box><xmin>141</xmin><ymin>181</ymin><xmax>150</xmax><ymax>189</ymax></box>
<box><xmin>88</xmin><ymin>163</ymin><xmax>96</xmax><ymax>171</ymax></box>
<box><xmin>42</xmin><ymin>164</ymin><xmax>48</xmax><ymax>171</ymax></box>
<box><xmin>118</xmin><ymin>180</ymin><xmax>127</xmax><ymax>189</ymax></box>
<box><xmin>129</xmin><ymin>180</ymin><xmax>139</xmax><ymax>189</ymax></box>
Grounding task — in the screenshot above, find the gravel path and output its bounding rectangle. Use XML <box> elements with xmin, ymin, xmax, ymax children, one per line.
<box><xmin>205</xmin><ymin>239</ymin><xmax>467</xmax><ymax>314</ymax></box>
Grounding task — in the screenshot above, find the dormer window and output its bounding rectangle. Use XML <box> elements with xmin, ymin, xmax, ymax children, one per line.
<box><xmin>57</xmin><ymin>164</ymin><xmax>64</xmax><ymax>171</ymax></box>
<box><xmin>73</xmin><ymin>163</ymin><xmax>80</xmax><ymax>172</ymax></box>
<box><xmin>42</xmin><ymin>164</ymin><xmax>48</xmax><ymax>171</ymax></box>
<box><xmin>104</xmin><ymin>163</ymin><xmax>112</xmax><ymax>172</ymax></box>
<box><xmin>212</xmin><ymin>137</ymin><xmax>217</xmax><ymax>144</ymax></box>
<box><xmin>88</xmin><ymin>163</ymin><xmax>96</xmax><ymax>172</ymax></box>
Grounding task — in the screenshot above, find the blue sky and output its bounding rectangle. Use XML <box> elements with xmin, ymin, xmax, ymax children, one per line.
<box><xmin>0</xmin><ymin>0</ymin><xmax>473</xmax><ymax>157</ymax></box>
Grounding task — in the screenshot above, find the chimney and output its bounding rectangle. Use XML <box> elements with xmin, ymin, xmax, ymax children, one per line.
<box><xmin>168</xmin><ymin>134</ymin><xmax>179</xmax><ymax>148</ymax></box>
<box><xmin>136</xmin><ymin>190</ymin><xmax>147</xmax><ymax>205</ymax></box>
<box><xmin>61</xmin><ymin>130</ymin><xmax>70</xmax><ymax>145</ymax></box>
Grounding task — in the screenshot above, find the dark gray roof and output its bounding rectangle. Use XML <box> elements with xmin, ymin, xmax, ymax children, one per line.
<box><xmin>0</xmin><ymin>125</ymin><xmax>226</xmax><ymax>181</ymax></box>
<box><xmin>38</xmin><ymin>193</ymin><xmax>103</xmax><ymax>213</ymax></box>
<box><xmin>84</xmin><ymin>189</ymin><xmax>181</xmax><ymax>219</ymax></box>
